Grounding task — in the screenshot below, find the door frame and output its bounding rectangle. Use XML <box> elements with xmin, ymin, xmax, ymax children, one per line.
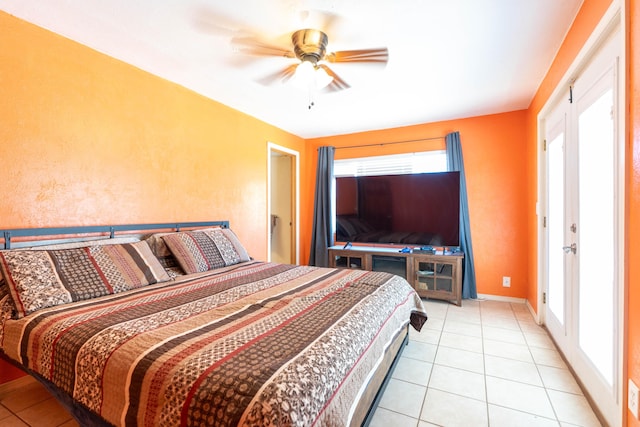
<box><xmin>267</xmin><ymin>142</ymin><xmax>300</xmax><ymax>264</ymax></box>
<box><xmin>541</xmin><ymin>102</ymin><xmax>570</xmax><ymax>352</ymax></box>
<box><xmin>536</xmin><ymin>1</ymin><xmax>625</xmax><ymax>425</ymax></box>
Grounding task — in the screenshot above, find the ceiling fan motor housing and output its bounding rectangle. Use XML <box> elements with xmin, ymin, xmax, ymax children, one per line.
<box><xmin>291</xmin><ymin>29</ymin><xmax>328</xmax><ymax>65</ymax></box>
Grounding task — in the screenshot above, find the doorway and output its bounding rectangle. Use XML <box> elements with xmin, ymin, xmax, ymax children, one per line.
<box><xmin>268</xmin><ymin>143</ymin><xmax>299</xmax><ymax>264</ymax></box>
<box><xmin>540</xmin><ymin>21</ymin><xmax>622</xmax><ymax>427</ymax></box>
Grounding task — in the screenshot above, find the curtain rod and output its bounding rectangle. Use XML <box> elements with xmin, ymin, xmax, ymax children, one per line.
<box><xmin>334</xmin><ymin>135</ymin><xmax>445</xmax><ymax>150</ymax></box>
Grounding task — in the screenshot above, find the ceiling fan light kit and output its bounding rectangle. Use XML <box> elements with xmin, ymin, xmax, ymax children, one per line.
<box><xmin>290</xmin><ymin>29</ymin><xmax>333</xmax><ymax>105</ymax></box>
<box><xmin>289</xmin><ymin>28</ymin><xmax>387</xmax><ymax>108</ymax></box>
<box><xmin>291</xmin><ymin>60</ymin><xmax>333</xmax><ymax>90</ymax></box>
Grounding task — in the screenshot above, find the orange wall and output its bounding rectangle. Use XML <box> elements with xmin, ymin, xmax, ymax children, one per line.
<box><xmin>628</xmin><ymin>0</ymin><xmax>640</xmax><ymax>425</ymax></box>
<box><xmin>0</xmin><ymin>12</ymin><xmax>309</xmax><ymax>382</ymax></box>
<box><xmin>2</xmin><ymin>5</ymin><xmax>640</xmax><ymax>425</ymax></box>
<box><xmin>306</xmin><ymin>111</ymin><xmax>530</xmax><ymax>299</ymax></box>
<box><xmin>0</xmin><ymin>11</ymin><xmax>307</xmax><ymax>261</ymax></box>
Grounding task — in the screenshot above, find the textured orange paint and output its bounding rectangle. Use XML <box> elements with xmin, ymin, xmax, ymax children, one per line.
<box><xmin>307</xmin><ymin>111</ymin><xmax>530</xmax><ymax>299</ymax></box>
<box><xmin>0</xmin><ymin>12</ymin><xmax>308</xmax><ymax>382</ymax></box>
<box><xmin>0</xmin><ymin>12</ymin><xmax>306</xmax><ymax>263</ymax></box>
<box><xmin>1</xmin><ymin>5</ymin><xmax>637</xmax><ymax>416</ymax></box>
<box><xmin>628</xmin><ymin>0</ymin><xmax>640</xmax><ymax>425</ymax></box>
<box><xmin>0</xmin><ymin>14</ymin><xmax>312</xmax><ymax>385</ymax></box>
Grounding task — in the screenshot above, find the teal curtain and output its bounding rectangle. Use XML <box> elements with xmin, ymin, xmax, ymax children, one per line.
<box><xmin>446</xmin><ymin>132</ymin><xmax>477</xmax><ymax>299</ymax></box>
<box><xmin>308</xmin><ymin>146</ymin><xmax>335</xmax><ymax>266</ymax></box>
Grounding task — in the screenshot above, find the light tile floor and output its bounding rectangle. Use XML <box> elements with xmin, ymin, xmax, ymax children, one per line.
<box><xmin>0</xmin><ymin>375</ymin><xmax>78</xmax><ymax>427</ymax></box>
<box><xmin>369</xmin><ymin>298</ymin><xmax>603</xmax><ymax>427</ymax></box>
<box><xmin>0</xmin><ymin>299</ymin><xmax>602</xmax><ymax>427</ymax></box>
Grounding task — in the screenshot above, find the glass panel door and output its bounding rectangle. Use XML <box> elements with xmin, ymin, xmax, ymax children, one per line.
<box><xmin>544</xmin><ymin>103</ymin><xmax>570</xmax><ymax>351</ymax></box>
<box><xmin>548</xmin><ymin>135</ymin><xmax>565</xmax><ymax>323</ymax></box>
<box><xmin>576</xmin><ymin>85</ymin><xmax>615</xmax><ymax>386</ymax></box>
<box><xmin>542</xmin><ymin>26</ymin><xmax>621</xmax><ymax>426</ymax></box>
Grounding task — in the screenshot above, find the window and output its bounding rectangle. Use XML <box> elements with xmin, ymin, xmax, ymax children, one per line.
<box><xmin>334</xmin><ymin>151</ymin><xmax>447</xmax><ymax>177</ymax></box>
<box><xmin>331</xmin><ymin>150</ymin><xmax>448</xmax><ymax>238</ymax></box>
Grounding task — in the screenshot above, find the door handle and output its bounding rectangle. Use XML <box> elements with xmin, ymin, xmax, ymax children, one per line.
<box><xmin>563</xmin><ymin>243</ymin><xmax>577</xmax><ymax>254</ymax></box>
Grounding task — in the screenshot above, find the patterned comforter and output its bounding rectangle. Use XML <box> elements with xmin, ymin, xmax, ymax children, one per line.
<box><xmin>1</xmin><ymin>261</ymin><xmax>427</xmax><ymax>427</ymax></box>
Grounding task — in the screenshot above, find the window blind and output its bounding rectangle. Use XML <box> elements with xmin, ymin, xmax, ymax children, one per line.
<box><xmin>334</xmin><ymin>151</ymin><xmax>447</xmax><ymax>177</ymax></box>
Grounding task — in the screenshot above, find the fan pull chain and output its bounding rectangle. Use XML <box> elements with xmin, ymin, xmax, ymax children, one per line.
<box><xmin>307</xmin><ymin>79</ymin><xmax>320</xmax><ymax>110</ymax></box>
<box><xmin>308</xmin><ymin>92</ymin><xmax>315</xmax><ymax>109</ymax></box>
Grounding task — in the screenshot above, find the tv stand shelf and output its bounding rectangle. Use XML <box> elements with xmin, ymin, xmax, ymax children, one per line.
<box><xmin>328</xmin><ymin>246</ymin><xmax>464</xmax><ymax>306</ymax></box>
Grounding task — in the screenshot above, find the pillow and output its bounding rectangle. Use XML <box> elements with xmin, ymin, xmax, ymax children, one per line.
<box><xmin>18</xmin><ymin>235</ymin><xmax>141</xmax><ymax>251</ymax></box>
<box><xmin>0</xmin><ymin>241</ymin><xmax>170</xmax><ymax>318</ymax></box>
<box><xmin>161</xmin><ymin>228</ymin><xmax>250</xmax><ymax>274</ymax></box>
<box><xmin>144</xmin><ymin>232</ymin><xmax>187</xmax><ymax>279</ymax></box>
<box><xmin>144</xmin><ymin>228</ymin><xmax>226</xmax><ymax>268</ymax></box>
<box><xmin>0</xmin><ymin>281</ymin><xmax>16</xmax><ymax>341</ymax></box>
<box><xmin>1</xmin><ymin>272</ymin><xmax>13</xmax><ymax>320</ymax></box>
<box><xmin>144</xmin><ymin>233</ymin><xmax>182</xmax><ymax>269</ymax></box>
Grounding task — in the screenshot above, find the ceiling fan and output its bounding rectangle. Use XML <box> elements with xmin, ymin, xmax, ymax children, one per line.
<box><xmin>232</xmin><ymin>28</ymin><xmax>389</xmax><ymax>93</ymax></box>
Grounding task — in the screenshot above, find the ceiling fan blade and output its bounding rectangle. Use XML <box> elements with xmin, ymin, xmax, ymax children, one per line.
<box><xmin>325</xmin><ymin>48</ymin><xmax>389</xmax><ymax>64</ymax></box>
<box><xmin>256</xmin><ymin>64</ymin><xmax>299</xmax><ymax>86</ymax></box>
<box><xmin>192</xmin><ymin>6</ymin><xmax>244</xmax><ymax>37</ymax></box>
<box><xmin>296</xmin><ymin>9</ymin><xmax>343</xmax><ymax>34</ymax></box>
<box><xmin>231</xmin><ymin>36</ymin><xmax>296</xmax><ymax>58</ymax></box>
<box><xmin>318</xmin><ymin>64</ymin><xmax>350</xmax><ymax>92</ymax></box>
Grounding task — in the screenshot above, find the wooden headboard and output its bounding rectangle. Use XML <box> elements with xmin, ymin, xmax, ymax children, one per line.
<box><xmin>0</xmin><ymin>221</ymin><xmax>230</xmax><ymax>250</ymax></box>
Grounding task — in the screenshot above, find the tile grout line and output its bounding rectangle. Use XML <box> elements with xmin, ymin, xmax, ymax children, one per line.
<box><xmin>372</xmin><ymin>300</ymin><xmax>600</xmax><ymax>426</ymax></box>
<box><xmin>415</xmin><ymin>300</ymin><xmax>448</xmax><ymax>426</ymax></box>
<box><xmin>1</xmin><ymin>399</ymin><xmax>33</xmax><ymax>427</ymax></box>
<box><xmin>514</xmin><ymin>301</ymin><xmax>563</xmax><ymax>425</ymax></box>
<box><xmin>481</xmin><ymin>300</ymin><xmax>491</xmax><ymax>427</ymax></box>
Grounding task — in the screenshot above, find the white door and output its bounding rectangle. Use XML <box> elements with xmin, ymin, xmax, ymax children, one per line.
<box><xmin>544</xmin><ymin>102</ymin><xmax>570</xmax><ymax>353</ymax></box>
<box><xmin>543</xmin><ymin>27</ymin><xmax>621</xmax><ymax>426</ymax></box>
<box><xmin>270</xmin><ymin>152</ymin><xmax>293</xmax><ymax>264</ymax></box>
<box><xmin>267</xmin><ymin>143</ymin><xmax>300</xmax><ymax>265</ymax></box>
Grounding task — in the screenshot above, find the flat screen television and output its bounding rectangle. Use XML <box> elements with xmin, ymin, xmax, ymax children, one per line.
<box><xmin>335</xmin><ymin>171</ymin><xmax>460</xmax><ymax>247</ymax></box>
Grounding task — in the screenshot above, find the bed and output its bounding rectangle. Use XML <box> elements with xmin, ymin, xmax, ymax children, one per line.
<box><xmin>0</xmin><ymin>222</ymin><xmax>428</xmax><ymax>427</ymax></box>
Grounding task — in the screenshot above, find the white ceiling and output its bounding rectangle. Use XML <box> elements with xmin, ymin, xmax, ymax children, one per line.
<box><xmin>1</xmin><ymin>0</ymin><xmax>583</xmax><ymax>138</ymax></box>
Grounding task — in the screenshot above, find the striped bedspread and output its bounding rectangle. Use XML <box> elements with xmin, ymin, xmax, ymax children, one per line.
<box><xmin>1</xmin><ymin>261</ymin><xmax>427</xmax><ymax>427</ymax></box>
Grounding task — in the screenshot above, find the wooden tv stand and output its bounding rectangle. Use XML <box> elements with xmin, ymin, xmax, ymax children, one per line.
<box><xmin>328</xmin><ymin>245</ymin><xmax>464</xmax><ymax>306</ymax></box>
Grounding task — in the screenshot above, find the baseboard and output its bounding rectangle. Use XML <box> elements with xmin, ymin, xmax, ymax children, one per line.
<box><xmin>525</xmin><ymin>299</ymin><xmax>541</xmax><ymax>324</ymax></box>
<box><xmin>475</xmin><ymin>294</ymin><xmax>543</xmax><ymax>325</ymax></box>
<box><xmin>476</xmin><ymin>293</ymin><xmax>527</xmax><ymax>304</ymax></box>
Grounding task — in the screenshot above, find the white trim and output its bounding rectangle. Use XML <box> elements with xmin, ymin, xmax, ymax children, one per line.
<box><xmin>526</xmin><ymin>299</ymin><xmax>541</xmax><ymax>325</ymax></box>
<box><xmin>267</xmin><ymin>142</ymin><xmax>300</xmax><ymax>265</ymax></box>
<box><xmin>537</xmin><ymin>0</ymin><xmax>622</xmax><ymax>326</ymax></box>
<box><xmin>536</xmin><ymin>2</ymin><xmax>624</xmax><ymax>425</ymax></box>
<box><xmin>476</xmin><ymin>295</ymin><xmax>541</xmax><ymax>325</ymax></box>
<box><xmin>476</xmin><ymin>294</ymin><xmax>527</xmax><ymax>304</ymax></box>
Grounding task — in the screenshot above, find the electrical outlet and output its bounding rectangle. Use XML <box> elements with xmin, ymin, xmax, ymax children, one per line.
<box><xmin>629</xmin><ymin>379</ymin><xmax>640</xmax><ymax>419</ymax></box>
<box><xmin>502</xmin><ymin>276</ymin><xmax>511</xmax><ymax>287</ymax></box>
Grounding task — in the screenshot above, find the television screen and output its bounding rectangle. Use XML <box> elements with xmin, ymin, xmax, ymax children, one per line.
<box><xmin>335</xmin><ymin>171</ymin><xmax>460</xmax><ymax>247</ymax></box>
